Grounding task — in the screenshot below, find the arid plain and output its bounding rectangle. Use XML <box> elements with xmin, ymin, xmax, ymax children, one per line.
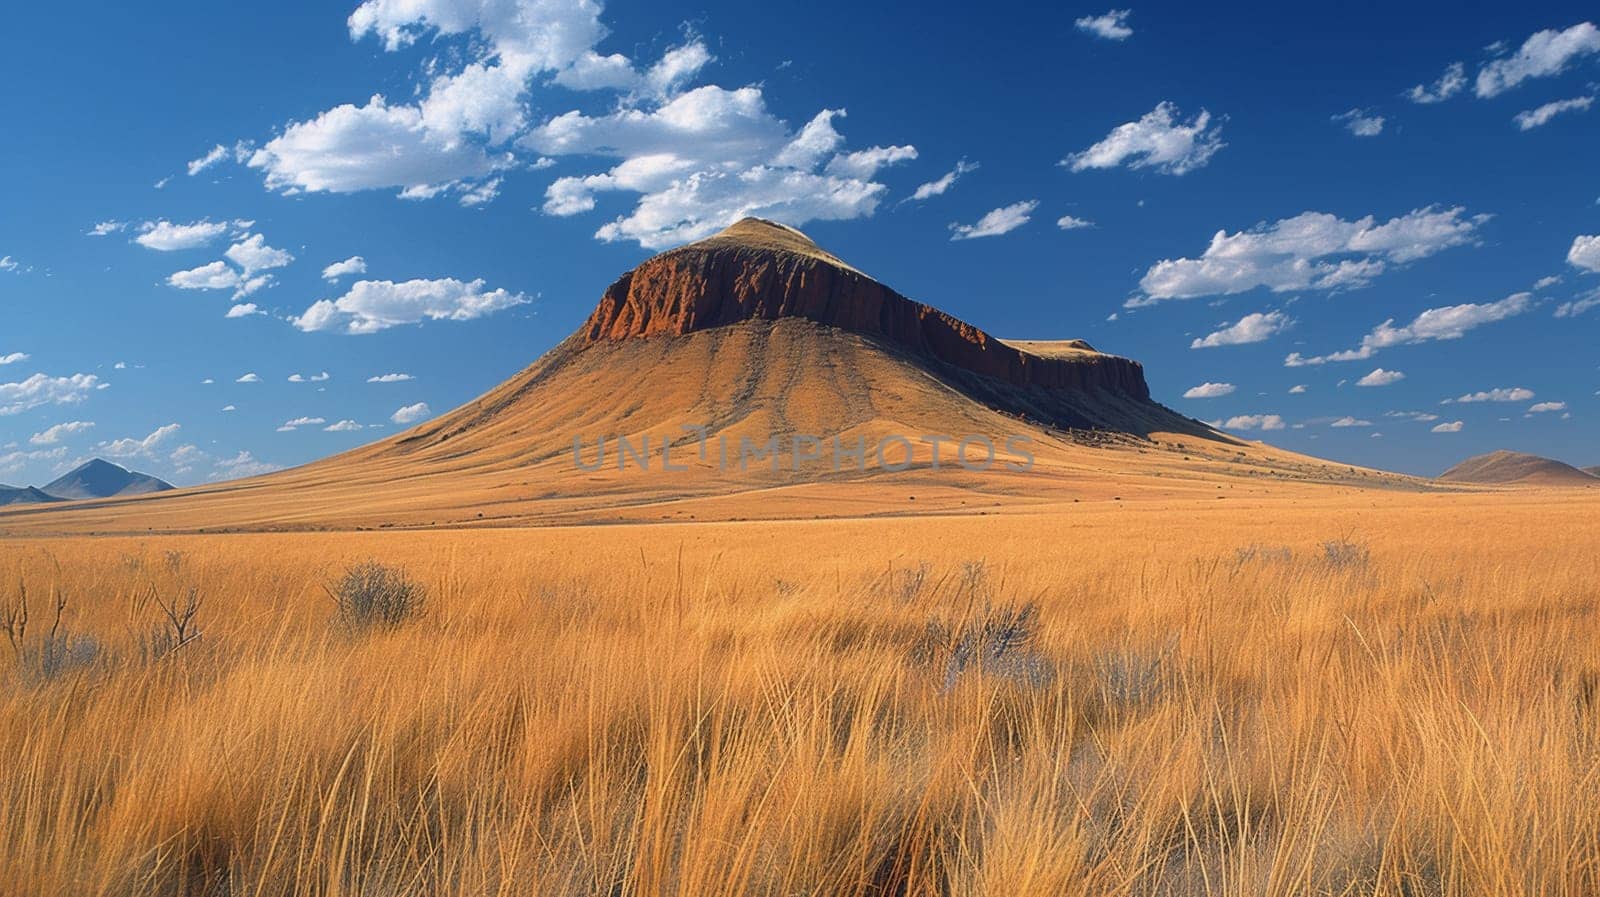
<box><xmin>3</xmin><ymin>221</ymin><xmax>1599</xmax><ymax>895</ymax></box>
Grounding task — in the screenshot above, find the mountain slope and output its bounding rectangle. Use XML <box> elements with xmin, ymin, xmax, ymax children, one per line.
<box><xmin>0</xmin><ymin>219</ymin><xmax>1414</xmax><ymax>534</ymax></box>
<box><xmin>42</xmin><ymin>459</ymin><xmax>174</xmax><ymax>500</ymax></box>
<box><xmin>1439</xmin><ymin>450</ymin><xmax>1598</xmax><ymax>486</ymax></box>
<box><xmin>0</xmin><ymin>485</ymin><xmax>62</xmax><ymax>507</ymax></box>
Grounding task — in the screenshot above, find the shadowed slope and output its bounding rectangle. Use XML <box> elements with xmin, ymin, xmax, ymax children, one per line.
<box><xmin>1440</xmin><ymin>450</ymin><xmax>1599</xmax><ymax>486</ymax></box>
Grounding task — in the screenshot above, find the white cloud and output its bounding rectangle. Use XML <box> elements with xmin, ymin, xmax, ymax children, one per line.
<box><xmin>225</xmin><ymin>233</ymin><xmax>294</xmax><ymax>273</ymax></box>
<box><xmin>1333</xmin><ymin>108</ymin><xmax>1385</xmax><ymax>136</ymax></box>
<box><xmin>1</xmin><ymin>373</ymin><xmax>101</xmax><ymax>416</ymax></box>
<box><xmin>1569</xmin><ymin>235</ymin><xmax>1600</xmax><ymax>273</ymax></box>
<box><xmin>226</xmin><ymin>303</ymin><xmax>263</xmax><ymax>318</ymax></box>
<box><xmin>1406</xmin><ymin>62</ymin><xmax>1466</xmax><ymax>103</ymax></box>
<box><xmin>1449</xmin><ymin>387</ymin><xmax>1535</xmax><ymax>403</ymax></box>
<box><xmin>1555</xmin><ymin>294</ymin><xmax>1600</xmax><ymax>318</ymax></box>
<box><xmin>221</xmin><ymin>405</ymin><xmax>235</xmax><ymax>412</ymax></box>
<box><xmin>100</xmin><ymin>423</ymin><xmax>180</xmax><ymax>459</ymax></box>
<box><xmin>322</xmin><ymin>256</ymin><xmax>368</xmax><ymax>281</ymax></box>
<box><xmin>1331</xmin><ymin>416</ymin><xmax>1373</xmax><ymax>427</ymax></box>
<box><xmin>1385</xmin><ymin>410</ymin><xmax>1440</xmax><ymax>422</ymax></box>
<box><xmin>1190</xmin><ymin>310</ymin><xmax>1291</xmax><ymax>349</ymax></box>
<box><xmin>0</xmin><ymin>447</ymin><xmax>68</xmax><ymax>476</ymax></box>
<box><xmin>949</xmin><ymin>200</ymin><xmax>1038</xmax><ymax>240</ymax></box>
<box><xmin>1183</xmin><ymin>382</ymin><xmax>1235</xmax><ymax>399</ymax></box>
<box><xmin>1137</xmin><ymin>206</ymin><xmax>1488</xmax><ymax>302</ymax></box>
<box><xmin>391</xmin><ymin>402</ymin><xmax>431</xmax><ymax>424</ymax></box>
<box><xmin>236</xmin><ymin>372</ymin><xmax>261</xmax><ymax>383</ymax></box>
<box><xmin>1533</xmin><ymin>275</ymin><xmax>1562</xmax><ymax>290</ymax></box>
<box><xmin>457</xmin><ymin>177</ymin><xmax>503</xmax><ymax>207</ymax></box>
<box><xmin>366</xmin><ymin>372</ymin><xmax>413</xmax><ymax>382</ymax></box>
<box><xmin>278</xmin><ymin>416</ymin><xmax>327</xmax><ymax>431</ymax></box>
<box><xmin>0</xmin><ymin>352</ymin><xmax>28</xmax><ymax>365</ymax></box>
<box><xmin>1357</xmin><ymin>368</ymin><xmax>1406</xmax><ymax>387</ymax></box>
<box><xmin>287</xmin><ymin>371</ymin><xmax>331</xmax><ymax>382</ymax></box>
<box><xmin>1431</xmin><ymin>420</ymin><xmax>1464</xmax><ymax>433</ymax></box>
<box><xmin>530</xmin><ymin>100</ymin><xmax>914</xmax><ymax>248</ymax></box>
<box><xmin>1289</xmin><ymin>384</ymin><xmax>1307</xmax><ymax>394</ymax></box>
<box><xmin>87</xmin><ymin>220</ymin><xmax>126</xmax><ymax>237</ymax></box>
<box><xmin>1056</xmin><ymin>215</ymin><xmax>1094</xmax><ymax>230</ymax></box>
<box><xmin>324</xmin><ymin>419</ymin><xmax>365</xmax><ymax>432</ymax></box>
<box><xmin>909</xmin><ymin>160</ymin><xmax>978</xmax><ymax>201</ymax></box>
<box><xmin>292</xmin><ymin>277</ymin><xmax>530</xmax><ymax>334</ymax></box>
<box><xmin>135</xmin><ymin>219</ymin><xmax>230</xmax><ymax>251</ymax></box>
<box><xmin>0</xmin><ymin>256</ymin><xmax>22</xmax><ymax>273</ymax></box>
<box><xmin>1075</xmin><ymin>9</ymin><xmax>1133</xmax><ymax>41</ymax></box>
<box><xmin>187</xmin><ymin>144</ymin><xmax>230</xmax><ymax>176</ymax></box>
<box><xmin>1513</xmin><ymin>96</ymin><xmax>1594</xmax><ymax>130</ymax></box>
<box><xmin>212</xmin><ymin>450</ymin><xmax>279</xmax><ymax>480</ymax></box>
<box><xmin>168</xmin><ymin>260</ymin><xmax>241</xmax><ymax>291</ymax></box>
<box><xmin>1475</xmin><ymin>22</ymin><xmax>1600</xmax><ymax>98</ymax></box>
<box><xmin>29</xmin><ymin>421</ymin><xmax>94</xmax><ymax>445</ymax></box>
<box><xmin>1064</xmin><ymin>102</ymin><xmax>1224</xmax><ymax>175</ymax></box>
<box><xmin>1220</xmin><ymin>414</ymin><xmax>1286</xmax><ymax>431</ymax></box>
<box><xmin>1528</xmin><ymin>401</ymin><xmax>1567</xmax><ymax>413</ymax></box>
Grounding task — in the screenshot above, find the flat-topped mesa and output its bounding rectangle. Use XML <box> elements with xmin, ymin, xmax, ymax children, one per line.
<box><xmin>580</xmin><ymin>218</ymin><xmax>1151</xmax><ymax>400</ymax></box>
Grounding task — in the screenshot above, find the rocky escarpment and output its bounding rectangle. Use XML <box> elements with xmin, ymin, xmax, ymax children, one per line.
<box><xmin>581</xmin><ymin>218</ymin><xmax>1151</xmax><ymax>400</ymax></box>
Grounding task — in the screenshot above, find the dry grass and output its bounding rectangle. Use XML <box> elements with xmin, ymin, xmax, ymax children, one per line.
<box><xmin>2</xmin><ymin>490</ymin><xmax>1598</xmax><ymax>895</ymax></box>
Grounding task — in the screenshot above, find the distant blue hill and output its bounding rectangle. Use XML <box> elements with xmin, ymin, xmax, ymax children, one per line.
<box><xmin>20</xmin><ymin>458</ymin><xmax>177</xmax><ymax>502</ymax></box>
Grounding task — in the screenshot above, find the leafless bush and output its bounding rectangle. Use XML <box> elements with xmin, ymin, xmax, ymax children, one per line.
<box><xmin>4</xmin><ymin>580</ymin><xmax>99</xmax><ymax>683</ymax></box>
<box><xmin>328</xmin><ymin>562</ymin><xmax>426</xmax><ymax>631</ymax></box>
<box><xmin>1234</xmin><ymin>544</ymin><xmax>1294</xmax><ymax>565</ymax></box>
<box><xmin>138</xmin><ymin>585</ymin><xmax>203</xmax><ymax>661</ymax></box>
<box><xmin>1322</xmin><ymin>538</ymin><xmax>1371</xmax><ymax>570</ymax></box>
<box><xmin>919</xmin><ymin>601</ymin><xmax>1053</xmax><ymax>691</ymax></box>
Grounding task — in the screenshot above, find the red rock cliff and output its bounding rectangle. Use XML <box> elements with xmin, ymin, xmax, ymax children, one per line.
<box><xmin>580</xmin><ymin>218</ymin><xmax>1151</xmax><ymax>400</ymax></box>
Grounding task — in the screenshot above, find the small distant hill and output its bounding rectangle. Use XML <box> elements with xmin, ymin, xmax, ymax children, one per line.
<box><xmin>0</xmin><ymin>485</ymin><xmax>63</xmax><ymax>507</ymax></box>
<box><xmin>1439</xmin><ymin>450</ymin><xmax>1599</xmax><ymax>486</ymax></box>
<box><xmin>1585</xmin><ymin>466</ymin><xmax>1600</xmax><ymax>478</ymax></box>
<box><xmin>40</xmin><ymin>459</ymin><xmax>174</xmax><ymax>500</ymax></box>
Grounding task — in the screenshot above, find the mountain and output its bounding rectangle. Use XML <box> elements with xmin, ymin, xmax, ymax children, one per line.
<box><xmin>0</xmin><ymin>485</ymin><xmax>62</xmax><ymax>507</ymax></box>
<box><xmin>1585</xmin><ymin>467</ymin><xmax>1600</xmax><ymax>478</ymax></box>
<box><xmin>40</xmin><ymin>459</ymin><xmax>174</xmax><ymax>500</ymax></box>
<box><xmin>0</xmin><ymin>219</ymin><xmax>1407</xmax><ymax>534</ymax></box>
<box><xmin>1439</xmin><ymin>450</ymin><xmax>1599</xmax><ymax>486</ymax></box>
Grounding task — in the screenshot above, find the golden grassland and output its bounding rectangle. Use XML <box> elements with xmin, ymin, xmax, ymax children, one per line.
<box><xmin>2</xmin><ymin>488</ymin><xmax>1599</xmax><ymax>895</ymax></box>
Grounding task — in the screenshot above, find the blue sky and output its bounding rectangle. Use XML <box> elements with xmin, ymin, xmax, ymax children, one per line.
<box><xmin>1</xmin><ymin>1</ymin><xmax>1597</xmax><ymax>484</ymax></box>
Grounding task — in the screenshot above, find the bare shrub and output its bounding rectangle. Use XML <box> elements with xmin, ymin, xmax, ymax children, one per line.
<box><xmin>1234</xmin><ymin>544</ymin><xmax>1294</xmax><ymax>565</ymax></box>
<box><xmin>328</xmin><ymin>562</ymin><xmax>426</xmax><ymax>631</ymax></box>
<box><xmin>4</xmin><ymin>580</ymin><xmax>99</xmax><ymax>683</ymax></box>
<box><xmin>137</xmin><ymin>586</ymin><xmax>203</xmax><ymax>662</ymax></box>
<box><xmin>919</xmin><ymin>601</ymin><xmax>1053</xmax><ymax>691</ymax></box>
<box><xmin>1322</xmin><ymin>537</ymin><xmax>1371</xmax><ymax>570</ymax></box>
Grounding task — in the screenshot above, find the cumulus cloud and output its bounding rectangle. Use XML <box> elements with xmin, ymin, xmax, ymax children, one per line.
<box><xmin>391</xmin><ymin>402</ymin><xmax>431</xmax><ymax>424</ymax></box>
<box><xmin>531</xmin><ymin>101</ymin><xmax>916</xmax><ymax>248</ymax></box>
<box><xmin>277</xmin><ymin>416</ymin><xmax>327</xmax><ymax>431</ymax></box>
<box><xmin>168</xmin><ymin>260</ymin><xmax>241</xmax><ymax>291</ymax></box>
<box><xmin>1056</xmin><ymin>215</ymin><xmax>1094</xmax><ymax>230</ymax></box>
<box><xmin>100</xmin><ymin>423</ymin><xmax>180</xmax><ymax>459</ymax></box>
<box><xmin>1220</xmin><ymin>414</ymin><xmax>1286</xmax><ymax>431</ymax></box>
<box><xmin>1331</xmin><ymin>416</ymin><xmax>1373</xmax><ymax>427</ymax></box>
<box><xmin>367</xmin><ymin>372</ymin><xmax>413</xmax><ymax>382</ymax></box>
<box><xmin>949</xmin><ymin>200</ymin><xmax>1038</xmax><ymax>240</ymax></box>
<box><xmin>1406</xmin><ymin>62</ymin><xmax>1467</xmax><ymax>103</ymax></box>
<box><xmin>1190</xmin><ymin>310</ymin><xmax>1291</xmax><ymax>349</ymax></box>
<box><xmin>29</xmin><ymin>421</ymin><xmax>94</xmax><ymax>445</ymax></box>
<box><xmin>225</xmin><ymin>233</ymin><xmax>294</xmax><ymax>273</ymax></box>
<box><xmin>1432</xmin><ymin>420</ymin><xmax>1464</xmax><ymax>433</ymax></box>
<box><xmin>187</xmin><ymin>143</ymin><xmax>253</xmax><ymax>176</ymax></box>
<box><xmin>1356</xmin><ymin>368</ymin><xmax>1406</xmax><ymax>387</ymax></box>
<box><xmin>1333</xmin><ymin>108</ymin><xmax>1385</xmax><ymax>136</ymax></box>
<box><xmin>908</xmin><ymin>160</ymin><xmax>978</xmax><ymax>202</ymax></box>
<box><xmin>1064</xmin><ymin>102</ymin><xmax>1224</xmax><ymax>175</ymax></box>
<box><xmin>1289</xmin><ymin>384</ymin><xmax>1307</xmax><ymax>394</ymax></box>
<box><xmin>135</xmin><ymin>219</ymin><xmax>231</xmax><ymax>251</ymax></box>
<box><xmin>1569</xmin><ymin>234</ymin><xmax>1600</xmax><ymax>273</ymax></box>
<box><xmin>1528</xmin><ymin>401</ymin><xmax>1567</xmax><ymax>413</ymax></box>
<box><xmin>1385</xmin><ymin>410</ymin><xmax>1440</xmax><ymax>422</ymax></box>
<box><xmin>1475</xmin><ymin>22</ymin><xmax>1600</xmax><ymax>98</ymax></box>
<box><xmin>324</xmin><ymin>420</ymin><xmax>365</xmax><ymax>432</ymax></box>
<box><xmin>1182</xmin><ymin>382</ymin><xmax>1235</xmax><ymax>399</ymax></box>
<box><xmin>292</xmin><ymin>277</ymin><xmax>530</xmax><ymax>334</ymax></box>
<box><xmin>212</xmin><ymin>450</ymin><xmax>279</xmax><ymax>480</ymax></box>
<box><xmin>0</xmin><ymin>352</ymin><xmax>29</xmax><ymax>365</ymax></box>
<box><xmin>1513</xmin><ymin>96</ymin><xmax>1594</xmax><ymax>130</ymax></box>
<box><xmin>87</xmin><ymin>220</ymin><xmax>126</xmax><ymax>237</ymax></box>
<box><xmin>1554</xmin><ymin>295</ymin><xmax>1600</xmax><ymax>318</ymax></box>
<box><xmin>226</xmin><ymin>303</ymin><xmax>263</xmax><ymax>318</ymax></box>
<box><xmin>1136</xmin><ymin>206</ymin><xmax>1488</xmax><ymax>303</ymax></box>
<box><xmin>1448</xmin><ymin>387</ymin><xmax>1535</xmax><ymax>403</ymax></box>
<box><xmin>236</xmin><ymin>372</ymin><xmax>261</xmax><ymax>383</ymax></box>
<box><xmin>1075</xmin><ymin>9</ymin><xmax>1133</xmax><ymax>41</ymax></box>
<box><xmin>1286</xmin><ymin>292</ymin><xmax>1531</xmax><ymax>367</ymax></box>
<box><xmin>1</xmin><ymin>373</ymin><xmax>102</xmax><ymax>416</ymax></box>
<box><xmin>322</xmin><ymin>256</ymin><xmax>368</xmax><ymax>281</ymax></box>
<box><xmin>287</xmin><ymin>372</ymin><xmax>330</xmax><ymax>383</ymax></box>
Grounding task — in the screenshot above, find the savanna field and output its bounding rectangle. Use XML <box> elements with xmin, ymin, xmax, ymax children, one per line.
<box><xmin>4</xmin><ymin>489</ymin><xmax>1599</xmax><ymax>896</ymax></box>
